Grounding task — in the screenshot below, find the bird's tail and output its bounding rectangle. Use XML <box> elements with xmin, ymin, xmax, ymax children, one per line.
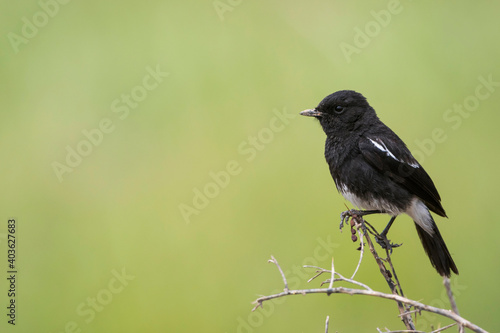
<box><xmin>414</xmin><ymin>216</ymin><xmax>459</xmax><ymax>277</ymax></box>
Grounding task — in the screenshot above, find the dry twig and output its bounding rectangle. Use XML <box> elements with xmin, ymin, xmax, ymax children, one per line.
<box><xmin>350</xmin><ymin>225</ymin><xmax>365</xmax><ymax>280</ymax></box>
<box><xmin>252</xmin><ymin>214</ymin><xmax>488</xmax><ymax>333</ymax></box>
<box><xmin>268</xmin><ymin>255</ymin><xmax>288</xmax><ymax>292</ymax></box>
<box><xmin>377</xmin><ymin>322</ymin><xmax>457</xmax><ymax>333</ymax></box>
<box><xmin>351</xmin><ymin>214</ymin><xmax>415</xmax><ymax>330</ymax></box>
<box><xmin>443</xmin><ymin>276</ymin><xmax>463</xmax><ymax>333</ymax></box>
<box><xmin>252</xmin><ymin>268</ymin><xmax>486</xmax><ymax>332</ymax></box>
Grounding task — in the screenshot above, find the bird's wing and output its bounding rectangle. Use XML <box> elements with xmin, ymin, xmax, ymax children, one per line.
<box><xmin>358</xmin><ymin>136</ymin><xmax>446</xmax><ymax>217</ymax></box>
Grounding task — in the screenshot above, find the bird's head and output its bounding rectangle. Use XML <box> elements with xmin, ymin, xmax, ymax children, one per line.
<box><xmin>300</xmin><ymin>90</ymin><xmax>377</xmax><ymax>135</ymax></box>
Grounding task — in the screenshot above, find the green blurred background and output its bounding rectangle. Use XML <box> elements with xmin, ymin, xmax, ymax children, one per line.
<box><xmin>1</xmin><ymin>1</ymin><xmax>499</xmax><ymax>332</ymax></box>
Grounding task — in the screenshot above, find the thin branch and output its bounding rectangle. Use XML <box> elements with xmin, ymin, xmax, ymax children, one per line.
<box><xmin>328</xmin><ymin>258</ymin><xmax>335</xmax><ymax>289</ymax></box>
<box><xmin>331</xmin><ymin>271</ymin><xmax>372</xmax><ymax>291</ymax></box>
<box><xmin>383</xmin><ymin>244</ymin><xmax>412</xmax><ymax>324</ymax></box>
<box><xmin>378</xmin><ymin>323</ymin><xmax>458</xmax><ymax>333</ymax></box>
<box><xmin>431</xmin><ymin>323</ymin><xmax>458</xmax><ymax>333</ymax></box>
<box><xmin>351</xmin><ymin>215</ymin><xmax>416</xmax><ymax>330</ymax></box>
<box><xmin>303</xmin><ymin>265</ymin><xmax>372</xmax><ymax>290</ymax></box>
<box><xmin>398</xmin><ymin>309</ymin><xmax>421</xmax><ymax>318</ymax></box>
<box><xmin>443</xmin><ymin>277</ymin><xmax>459</xmax><ymax>315</ymax></box>
<box><xmin>350</xmin><ymin>226</ymin><xmax>365</xmax><ymax>280</ymax></box>
<box><xmin>251</xmin><ymin>286</ymin><xmax>487</xmax><ymax>333</ymax></box>
<box><xmin>306</xmin><ymin>266</ymin><xmax>326</xmax><ymax>283</ymax></box>
<box><xmin>325</xmin><ymin>315</ymin><xmax>330</xmax><ymax>333</ymax></box>
<box><xmin>443</xmin><ymin>276</ymin><xmax>463</xmax><ymax>333</ymax></box>
<box><xmin>252</xmin><ymin>212</ymin><xmax>487</xmax><ymax>333</ymax></box>
<box><xmin>378</xmin><ymin>330</ymin><xmax>426</xmax><ymax>333</ymax></box>
<box><xmin>377</xmin><ymin>329</ymin><xmax>425</xmax><ymax>333</ymax></box>
<box><xmin>268</xmin><ymin>255</ymin><xmax>288</xmax><ymax>292</ymax></box>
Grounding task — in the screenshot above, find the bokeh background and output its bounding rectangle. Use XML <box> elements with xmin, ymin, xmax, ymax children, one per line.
<box><xmin>1</xmin><ymin>1</ymin><xmax>499</xmax><ymax>332</ymax></box>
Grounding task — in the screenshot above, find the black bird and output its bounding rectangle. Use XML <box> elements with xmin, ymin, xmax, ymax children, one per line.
<box><xmin>300</xmin><ymin>90</ymin><xmax>458</xmax><ymax>277</ymax></box>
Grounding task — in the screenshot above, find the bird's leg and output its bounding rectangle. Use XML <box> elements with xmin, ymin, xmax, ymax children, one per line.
<box><xmin>380</xmin><ymin>216</ymin><xmax>396</xmax><ymax>238</ymax></box>
<box><xmin>375</xmin><ymin>216</ymin><xmax>402</xmax><ymax>252</ymax></box>
<box><xmin>340</xmin><ymin>209</ymin><xmax>384</xmax><ymax>230</ymax></box>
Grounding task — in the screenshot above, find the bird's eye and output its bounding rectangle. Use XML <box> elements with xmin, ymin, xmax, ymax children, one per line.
<box><xmin>334</xmin><ymin>105</ymin><xmax>344</xmax><ymax>113</ymax></box>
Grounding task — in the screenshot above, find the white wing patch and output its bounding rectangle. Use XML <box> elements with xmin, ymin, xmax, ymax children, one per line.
<box><xmin>368</xmin><ymin>138</ymin><xmax>419</xmax><ymax>168</ymax></box>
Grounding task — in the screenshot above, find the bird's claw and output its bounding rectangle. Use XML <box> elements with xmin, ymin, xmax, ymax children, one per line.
<box><xmin>375</xmin><ymin>235</ymin><xmax>402</xmax><ymax>254</ymax></box>
<box><xmin>340</xmin><ymin>209</ymin><xmax>365</xmax><ymax>230</ymax></box>
<box><xmin>340</xmin><ymin>211</ymin><xmax>350</xmax><ymax>230</ymax></box>
<box><xmin>340</xmin><ymin>210</ymin><xmax>356</xmax><ymax>230</ymax></box>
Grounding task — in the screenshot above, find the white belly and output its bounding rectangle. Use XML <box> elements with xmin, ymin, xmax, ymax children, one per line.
<box><xmin>340</xmin><ymin>186</ymin><xmax>434</xmax><ymax>235</ymax></box>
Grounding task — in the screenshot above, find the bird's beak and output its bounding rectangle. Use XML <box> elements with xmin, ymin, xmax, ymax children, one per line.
<box><xmin>300</xmin><ymin>109</ymin><xmax>322</xmax><ymax>117</ymax></box>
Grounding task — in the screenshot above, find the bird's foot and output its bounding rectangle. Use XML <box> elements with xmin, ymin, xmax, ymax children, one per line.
<box><xmin>339</xmin><ymin>209</ymin><xmax>382</xmax><ymax>230</ymax></box>
<box><xmin>340</xmin><ymin>210</ymin><xmax>359</xmax><ymax>230</ymax></box>
<box><xmin>375</xmin><ymin>234</ymin><xmax>402</xmax><ymax>254</ymax></box>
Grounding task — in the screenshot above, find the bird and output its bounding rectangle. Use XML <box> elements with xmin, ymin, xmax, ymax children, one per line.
<box><xmin>300</xmin><ymin>90</ymin><xmax>458</xmax><ymax>277</ymax></box>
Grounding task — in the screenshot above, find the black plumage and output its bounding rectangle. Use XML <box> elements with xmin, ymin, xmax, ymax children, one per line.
<box><xmin>301</xmin><ymin>90</ymin><xmax>458</xmax><ymax>277</ymax></box>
